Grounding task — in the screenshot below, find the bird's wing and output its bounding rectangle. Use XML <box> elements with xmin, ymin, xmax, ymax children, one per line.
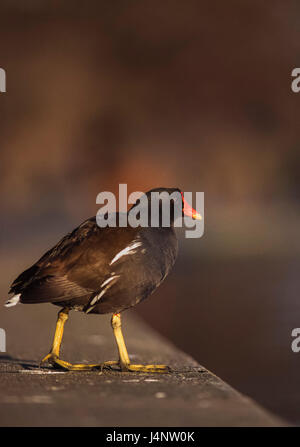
<box><xmin>19</xmin><ymin>275</ymin><xmax>91</xmax><ymax>304</ymax></box>
<box><xmin>10</xmin><ymin>217</ymin><xmax>138</xmax><ymax>304</ymax></box>
<box><xmin>9</xmin><ymin>217</ymin><xmax>99</xmax><ymax>294</ymax></box>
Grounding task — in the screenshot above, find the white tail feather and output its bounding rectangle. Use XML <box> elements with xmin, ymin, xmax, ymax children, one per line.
<box><xmin>5</xmin><ymin>294</ymin><xmax>21</xmax><ymax>307</ymax></box>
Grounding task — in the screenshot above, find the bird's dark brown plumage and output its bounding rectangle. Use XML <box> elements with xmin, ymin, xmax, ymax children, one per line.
<box><xmin>9</xmin><ymin>190</ymin><xmax>180</xmax><ymax>314</ymax></box>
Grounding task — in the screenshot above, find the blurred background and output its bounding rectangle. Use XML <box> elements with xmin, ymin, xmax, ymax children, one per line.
<box><xmin>1</xmin><ymin>0</ymin><xmax>300</xmax><ymax>424</ymax></box>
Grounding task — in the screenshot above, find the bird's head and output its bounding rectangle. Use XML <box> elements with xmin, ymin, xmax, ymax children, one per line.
<box><xmin>130</xmin><ymin>187</ymin><xmax>202</xmax><ymax>225</ymax></box>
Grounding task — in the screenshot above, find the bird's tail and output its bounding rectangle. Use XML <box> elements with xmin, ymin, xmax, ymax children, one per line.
<box><xmin>4</xmin><ymin>294</ymin><xmax>21</xmax><ymax>307</ymax></box>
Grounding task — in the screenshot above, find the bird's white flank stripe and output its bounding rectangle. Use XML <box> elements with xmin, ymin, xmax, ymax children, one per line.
<box><xmin>89</xmin><ymin>275</ymin><xmax>120</xmax><ymax>307</ymax></box>
<box><xmin>101</xmin><ymin>276</ymin><xmax>117</xmax><ymax>288</ymax></box>
<box><xmin>89</xmin><ymin>289</ymin><xmax>106</xmax><ymax>306</ymax></box>
<box><xmin>110</xmin><ymin>241</ymin><xmax>142</xmax><ymax>265</ymax></box>
<box><xmin>5</xmin><ymin>294</ymin><xmax>21</xmax><ymax>307</ymax></box>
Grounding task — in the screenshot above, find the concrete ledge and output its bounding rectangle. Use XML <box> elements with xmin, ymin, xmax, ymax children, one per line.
<box><xmin>0</xmin><ymin>308</ymin><xmax>285</xmax><ymax>426</ymax></box>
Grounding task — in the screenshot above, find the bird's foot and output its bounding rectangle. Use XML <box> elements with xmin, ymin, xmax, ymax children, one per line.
<box><xmin>40</xmin><ymin>353</ymin><xmax>101</xmax><ymax>371</ymax></box>
<box><xmin>102</xmin><ymin>361</ymin><xmax>171</xmax><ymax>374</ymax></box>
<box><xmin>40</xmin><ymin>355</ymin><xmax>170</xmax><ymax>373</ymax></box>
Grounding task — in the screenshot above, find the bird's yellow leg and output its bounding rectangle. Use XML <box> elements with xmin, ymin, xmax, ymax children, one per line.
<box><xmin>40</xmin><ymin>308</ymin><xmax>101</xmax><ymax>371</ymax></box>
<box><xmin>40</xmin><ymin>307</ymin><xmax>69</xmax><ymax>365</ymax></box>
<box><xmin>102</xmin><ymin>313</ymin><xmax>170</xmax><ymax>373</ymax></box>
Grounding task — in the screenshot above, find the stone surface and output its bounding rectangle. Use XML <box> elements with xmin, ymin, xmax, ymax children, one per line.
<box><xmin>0</xmin><ymin>305</ymin><xmax>285</xmax><ymax>426</ymax></box>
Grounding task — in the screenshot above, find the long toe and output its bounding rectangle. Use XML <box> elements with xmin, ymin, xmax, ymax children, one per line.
<box><xmin>124</xmin><ymin>364</ymin><xmax>171</xmax><ymax>374</ymax></box>
<box><xmin>40</xmin><ymin>354</ymin><xmax>101</xmax><ymax>371</ymax></box>
<box><xmin>53</xmin><ymin>360</ymin><xmax>102</xmax><ymax>371</ymax></box>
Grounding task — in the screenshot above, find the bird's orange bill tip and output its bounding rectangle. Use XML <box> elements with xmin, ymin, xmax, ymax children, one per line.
<box><xmin>181</xmin><ymin>192</ymin><xmax>202</xmax><ymax>220</ymax></box>
<box><xmin>192</xmin><ymin>211</ymin><xmax>202</xmax><ymax>220</ymax></box>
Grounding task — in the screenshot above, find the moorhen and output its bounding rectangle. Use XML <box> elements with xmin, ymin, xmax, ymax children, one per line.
<box><xmin>5</xmin><ymin>187</ymin><xmax>201</xmax><ymax>373</ymax></box>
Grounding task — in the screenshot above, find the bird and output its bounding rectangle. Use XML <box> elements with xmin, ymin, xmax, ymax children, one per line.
<box><xmin>5</xmin><ymin>187</ymin><xmax>202</xmax><ymax>373</ymax></box>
